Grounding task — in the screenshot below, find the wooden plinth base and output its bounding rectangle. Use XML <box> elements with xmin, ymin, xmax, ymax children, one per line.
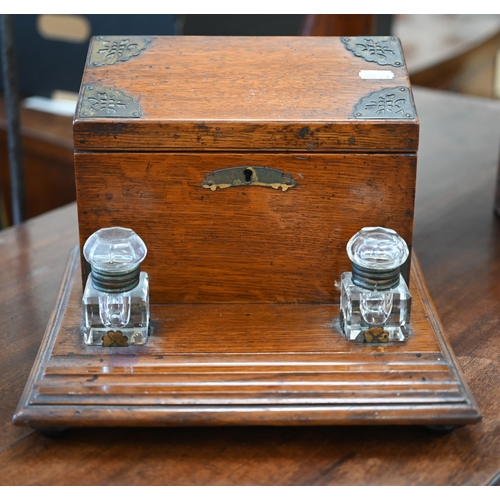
<box><xmin>13</xmin><ymin>247</ymin><xmax>481</xmax><ymax>428</ymax></box>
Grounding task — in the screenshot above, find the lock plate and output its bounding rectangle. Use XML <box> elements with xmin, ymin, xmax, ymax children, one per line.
<box><xmin>201</xmin><ymin>166</ymin><xmax>297</xmax><ymax>191</ymax></box>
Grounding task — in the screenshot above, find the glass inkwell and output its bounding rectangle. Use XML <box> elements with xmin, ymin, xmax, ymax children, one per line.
<box><xmin>340</xmin><ymin>227</ymin><xmax>411</xmax><ymax>343</ymax></box>
<box><xmin>82</xmin><ymin>227</ymin><xmax>150</xmax><ymax>346</ymax></box>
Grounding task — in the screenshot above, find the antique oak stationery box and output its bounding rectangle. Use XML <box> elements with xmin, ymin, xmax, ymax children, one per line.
<box><xmin>73</xmin><ymin>35</ymin><xmax>418</xmax><ymax>302</ymax></box>
<box><xmin>12</xmin><ymin>36</ymin><xmax>480</xmax><ymax>430</ymax></box>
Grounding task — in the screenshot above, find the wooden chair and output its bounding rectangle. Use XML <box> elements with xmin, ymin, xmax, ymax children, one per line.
<box><xmin>407</xmin><ymin>30</ymin><xmax>500</xmax><ymax>98</ymax></box>
<box><xmin>300</xmin><ymin>14</ymin><xmax>376</xmax><ymax>36</ymax></box>
<box><xmin>394</xmin><ymin>14</ymin><xmax>500</xmax><ymax>99</ymax></box>
<box><xmin>0</xmin><ymin>98</ymin><xmax>75</xmax><ymax>227</ymax></box>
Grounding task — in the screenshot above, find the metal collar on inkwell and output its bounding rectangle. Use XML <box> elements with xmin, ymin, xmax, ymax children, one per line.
<box><xmin>90</xmin><ymin>265</ymin><xmax>142</xmax><ymax>293</ymax></box>
<box><xmin>347</xmin><ymin>226</ymin><xmax>409</xmax><ymax>291</ymax></box>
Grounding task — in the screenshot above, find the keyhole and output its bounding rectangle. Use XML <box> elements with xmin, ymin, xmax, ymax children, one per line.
<box><xmin>244</xmin><ymin>168</ymin><xmax>253</xmax><ymax>183</ymax></box>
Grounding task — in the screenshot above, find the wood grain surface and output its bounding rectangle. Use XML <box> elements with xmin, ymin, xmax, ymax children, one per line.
<box><xmin>74</xmin><ymin>36</ymin><xmax>418</xmax><ymax>152</ymax></box>
<box><xmin>12</xmin><ymin>247</ymin><xmax>479</xmax><ymax>429</ymax></box>
<box><xmin>75</xmin><ymin>152</ymin><xmax>416</xmax><ymax>303</ymax></box>
<box><xmin>1</xmin><ymin>88</ymin><xmax>500</xmax><ymax>486</ymax></box>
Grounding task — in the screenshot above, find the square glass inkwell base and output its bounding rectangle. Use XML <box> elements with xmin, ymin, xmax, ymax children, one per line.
<box><xmin>339</xmin><ymin>227</ymin><xmax>412</xmax><ymax>344</ymax></box>
<box><xmin>82</xmin><ymin>272</ymin><xmax>149</xmax><ymax>346</ymax></box>
<box><xmin>81</xmin><ymin>227</ymin><xmax>150</xmax><ymax>347</ymax></box>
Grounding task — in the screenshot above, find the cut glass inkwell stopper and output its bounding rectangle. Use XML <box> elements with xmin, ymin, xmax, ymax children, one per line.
<box><xmin>82</xmin><ymin>227</ymin><xmax>150</xmax><ymax>346</ymax></box>
<box><xmin>340</xmin><ymin>226</ymin><xmax>411</xmax><ymax>343</ymax></box>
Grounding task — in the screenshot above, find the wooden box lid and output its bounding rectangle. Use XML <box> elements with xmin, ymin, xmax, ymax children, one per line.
<box><xmin>74</xmin><ymin>36</ymin><xmax>419</xmax><ymax>152</ymax></box>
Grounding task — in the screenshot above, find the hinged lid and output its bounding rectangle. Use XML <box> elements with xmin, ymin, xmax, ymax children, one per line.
<box><xmin>74</xmin><ymin>36</ymin><xmax>419</xmax><ymax>152</ymax></box>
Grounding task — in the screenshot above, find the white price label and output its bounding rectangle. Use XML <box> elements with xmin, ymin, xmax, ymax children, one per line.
<box><xmin>359</xmin><ymin>70</ymin><xmax>395</xmax><ymax>80</ymax></box>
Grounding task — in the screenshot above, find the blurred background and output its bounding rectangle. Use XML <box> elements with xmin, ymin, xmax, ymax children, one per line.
<box><xmin>1</xmin><ymin>13</ymin><xmax>500</xmax><ymax>228</ymax></box>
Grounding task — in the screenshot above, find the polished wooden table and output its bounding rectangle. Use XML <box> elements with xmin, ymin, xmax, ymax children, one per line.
<box><xmin>1</xmin><ymin>86</ymin><xmax>500</xmax><ymax>485</ymax></box>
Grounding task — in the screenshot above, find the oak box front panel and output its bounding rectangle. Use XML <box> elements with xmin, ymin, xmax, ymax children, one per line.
<box><xmin>75</xmin><ymin>152</ymin><xmax>416</xmax><ymax>304</ymax></box>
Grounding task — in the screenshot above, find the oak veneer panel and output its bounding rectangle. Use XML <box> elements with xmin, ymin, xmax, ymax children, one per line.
<box><xmin>13</xmin><ymin>247</ymin><xmax>481</xmax><ymax>428</ymax></box>
<box><xmin>52</xmin><ymin>270</ymin><xmax>434</xmax><ymax>356</ymax></box>
<box><xmin>74</xmin><ymin>36</ymin><xmax>418</xmax><ymax>152</ymax></box>
<box><xmin>75</xmin><ymin>152</ymin><xmax>416</xmax><ymax>303</ymax></box>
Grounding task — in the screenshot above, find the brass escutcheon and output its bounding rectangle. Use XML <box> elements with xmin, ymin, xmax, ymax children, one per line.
<box><xmin>201</xmin><ymin>166</ymin><xmax>297</xmax><ymax>192</ymax></box>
